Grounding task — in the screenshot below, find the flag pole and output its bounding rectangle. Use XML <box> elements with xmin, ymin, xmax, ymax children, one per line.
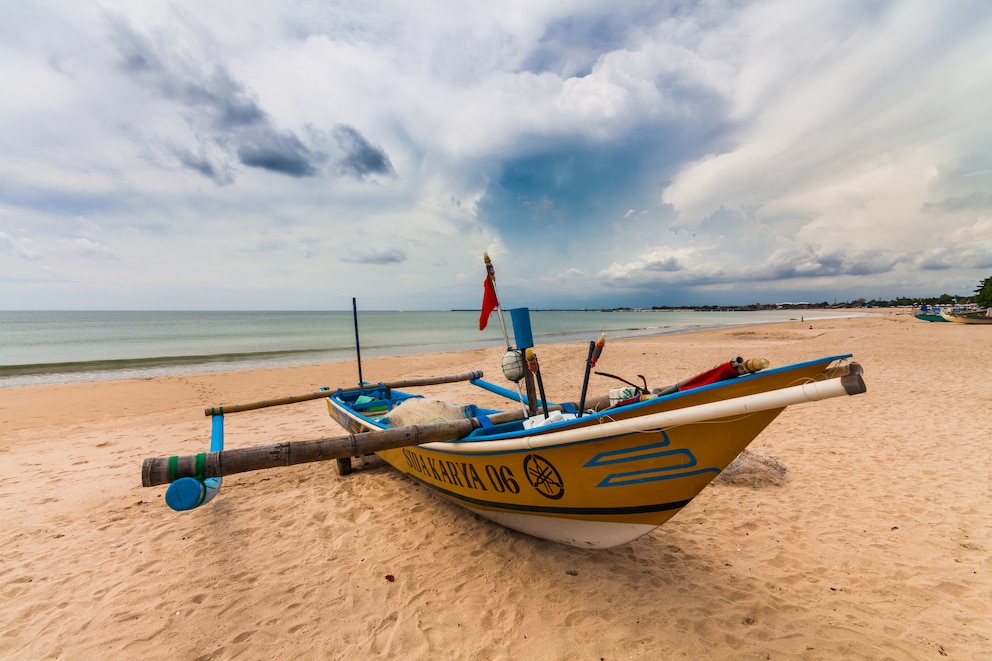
<box><xmin>483</xmin><ymin>252</ymin><xmax>512</xmax><ymax>350</ymax></box>
<box><xmin>481</xmin><ymin>253</ymin><xmax>529</xmax><ymax>418</ymax></box>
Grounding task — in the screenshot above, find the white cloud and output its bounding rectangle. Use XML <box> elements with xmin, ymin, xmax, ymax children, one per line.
<box><xmin>663</xmin><ymin>4</ymin><xmax>991</xmax><ymax>226</ymax></box>
<box><xmin>0</xmin><ymin>231</ymin><xmax>40</xmax><ymax>260</ymax></box>
<box><xmin>69</xmin><ymin>238</ymin><xmax>120</xmax><ymax>260</ymax></box>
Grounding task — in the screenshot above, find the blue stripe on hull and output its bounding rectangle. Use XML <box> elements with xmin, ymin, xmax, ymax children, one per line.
<box><xmin>394</xmin><ymin>470</ymin><xmax>692</xmax><ymax>516</ymax></box>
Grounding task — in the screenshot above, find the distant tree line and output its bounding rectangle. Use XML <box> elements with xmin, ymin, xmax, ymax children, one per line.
<box><xmin>866</xmin><ymin>275</ymin><xmax>992</xmax><ymax>308</ymax></box>
<box><xmin>644</xmin><ymin>275</ymin><xmax>992</xmax><ymax>310</ymax></box>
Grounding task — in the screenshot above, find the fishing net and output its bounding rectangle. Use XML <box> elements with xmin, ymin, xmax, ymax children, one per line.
<box><xmin>713</xmin><ymin>450</ymin><xmax>789</xmax><ymax>488</ymax></box>
<box><xmin>386</xmin><ymin>398</ymin><xmax>469</xmax><ymax>427</ymax></box>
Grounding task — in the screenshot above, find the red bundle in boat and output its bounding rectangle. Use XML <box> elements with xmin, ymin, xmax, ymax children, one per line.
<box><xmin>677</xmin><ymin>360</ymin><xmax>742</xmax><ymax>391</ymax></box>
<box><xmin>676</xmin><ymin>356</ymin><xmax>769</xmax><ymax>392</ymax></box>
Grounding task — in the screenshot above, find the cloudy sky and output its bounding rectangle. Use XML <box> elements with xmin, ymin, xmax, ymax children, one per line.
<box><xmin>2</xmin><ymin>1</ymin><xmax>990</xmax><ymax>310</ymax></box>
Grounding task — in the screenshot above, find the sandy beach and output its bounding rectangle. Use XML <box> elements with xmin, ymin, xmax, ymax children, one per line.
<box><xmin>1</xmin><ymin>311</ymin><xmax>989</xmax><ymax>660</ymax></box>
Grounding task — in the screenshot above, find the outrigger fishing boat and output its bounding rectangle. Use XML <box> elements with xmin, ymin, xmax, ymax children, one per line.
<box><xmin>913</xmin><ymin>304</ymin><xmax>948</xmax><ymax>322</ymax></box>
<box><xmin>939</xmin><ymin>308</ymin><xmax>992</xmax><ymax>324</ymax></box>
<box><xmin>323</xmin><ymin>356</ymin><xmax>864</xmax><ymax>548</ymax></box>
<box><xmin>141</xmin><ymin>256</ymin><xmax>867</xmax><ymax>548</ymax></box>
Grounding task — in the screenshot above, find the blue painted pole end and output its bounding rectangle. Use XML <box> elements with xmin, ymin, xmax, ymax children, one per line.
<box><xmin>165</xmin><ymin>476</ymin><xmax>221</xmax><ymax>511</ymax></box>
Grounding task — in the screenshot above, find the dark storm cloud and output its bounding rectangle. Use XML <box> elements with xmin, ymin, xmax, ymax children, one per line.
<box><xmin>237</xmin><ymin>132</ymin><xmax>320</xmax><ymax>177</ymax></box>
<box><xmin>333</xmin><ymin>125</ymin><xmax>395</xmax><ymax>179</ymax></box>
<box><xmin>106</xmin><ymin>15</ymin><xmax>390</xmax><ymax>181</ymax></box>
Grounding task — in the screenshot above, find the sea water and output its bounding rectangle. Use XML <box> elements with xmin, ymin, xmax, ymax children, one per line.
<box><xmin>0</xmin><ymin>309</ymin><xmax>845</xmax><ymax>387</ymax></box>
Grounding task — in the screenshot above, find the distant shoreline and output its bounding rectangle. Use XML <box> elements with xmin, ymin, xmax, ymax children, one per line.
<box><xmin>451</xmin><ymin>305</ymin><xmax>866</xmax><ymax>312</ymax></box>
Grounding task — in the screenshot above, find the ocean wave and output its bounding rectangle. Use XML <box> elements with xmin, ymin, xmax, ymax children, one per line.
<box><xmin>0</xmin><ymin>347</ymin><xmax>338</xmax><ymax>378</ymax></box>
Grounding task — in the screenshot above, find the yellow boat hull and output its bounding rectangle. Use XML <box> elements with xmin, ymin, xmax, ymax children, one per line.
<box><xmin>327</xmin><ymin>355</ymin><xmax>861</xmax><ymax>548</ymax></box>
<box><xmin>375</xmin><ymin>409</ymin><xmax>781</xmax><ymax>547</ymax></box>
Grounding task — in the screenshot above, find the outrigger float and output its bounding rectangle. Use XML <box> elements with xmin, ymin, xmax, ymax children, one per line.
<box><xmin>141</xmin><ymin>256</ymin><xmax>867</xmax><ymax>549</ymax></box>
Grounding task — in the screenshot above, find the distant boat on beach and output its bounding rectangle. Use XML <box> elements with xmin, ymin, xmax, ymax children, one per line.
<box><xmin>913</xmin><ymin>305</ymin><xmax>948</xmax><ymax>322</ymax></box>
<box><xmin>939</xmin><ymin>308</ymin><xmax>992</xmax><ymax>324</ymax></box>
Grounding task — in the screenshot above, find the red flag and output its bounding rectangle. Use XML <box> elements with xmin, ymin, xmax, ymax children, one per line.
<box><xmin>479</xmin><ymin>276</ymin><xmax>499</xmax><ymax>330</ymax></box>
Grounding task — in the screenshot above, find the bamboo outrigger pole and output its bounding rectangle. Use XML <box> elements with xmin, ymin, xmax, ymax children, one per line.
<box><xmin>203</xmin><ymin>371</ymin><xmax>484</xmax><ymax>416</ymax></box>
<box><xmin>156</xmin><ymin>370</ymin><xmax>481</xmax><ymax>511</ymax></box>
<box><xmin>142</xmin><ymin>404</ymin><xmax>575</xmax><ymax>488</ymax></box>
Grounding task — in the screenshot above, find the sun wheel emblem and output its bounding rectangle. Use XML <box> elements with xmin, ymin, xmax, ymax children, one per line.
<box><xmin>523</xmin><ymin>454</ymin><xmax>564</xmax><ymax>500</ymax></box>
